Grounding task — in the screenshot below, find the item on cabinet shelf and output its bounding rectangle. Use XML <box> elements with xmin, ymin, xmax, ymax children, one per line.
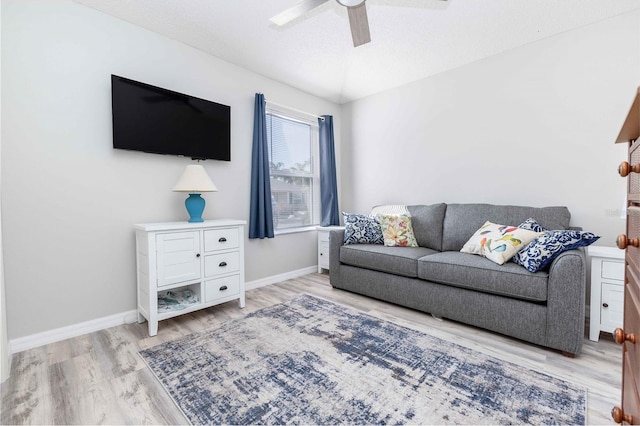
<box><xmin>317</xmin><ymin>226</ymin><xmax>344</xmax><ymax>273</ymax></box>
<box><xmin>135</xmin><ymin>219</ymin><xmax>246</xmax><ymax>336</ymax></box>
<box><xmin>588</xmin><ymin>246</ymin><xmax>625</xmax><ymax>342</ymax></box>
<box><xmin>172</xmin><ymin>164</ymin><xmax>218</xmax><ymax>223</ymax></box>
<box><xmin>158</xmin><ymin>288</ymin><xmax>199</xmax><ymax>312</ymax></box>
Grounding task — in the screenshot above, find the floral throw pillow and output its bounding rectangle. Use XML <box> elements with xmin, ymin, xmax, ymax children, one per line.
<box><xmin>378</xmin><ymin>214</ymin><xmax>418</xmax><ymax>247</ymax></box>
<box><xmin>460</xmin><ymin>221</ymin><xmax>542</xmax><ymax>265</ymax></box>
<box><xmin>513</xmin><ymin>229</ymin><xmax>600</xmax><ymax>273</ymax></box>
<box><xmin>342</xmin><ymin>212</ymin><xmax>384</xmax><ymax>245</ymax></box>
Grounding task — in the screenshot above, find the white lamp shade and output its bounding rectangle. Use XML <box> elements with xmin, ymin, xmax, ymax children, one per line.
<box><xmin>172</xmin><ymin>165</ymin><xmax>218</xmax><ymax>193</ymax></box>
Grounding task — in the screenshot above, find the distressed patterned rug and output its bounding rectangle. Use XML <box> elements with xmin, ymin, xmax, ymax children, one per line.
<box><xmin>140</xmin><ymin>294</ymin><xmax>586</xmax><ymax>425</ymax></box>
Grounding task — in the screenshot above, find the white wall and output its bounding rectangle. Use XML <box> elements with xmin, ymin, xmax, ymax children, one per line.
<box><xmin>0</xmin><ymin>1</ymin><xmax>10</xmax><ymax>382</ymax></box>
<box><xmin>341</xmin><ymin>10</ymin><xmax>638</xmax><ymax>246</ymax></box>
<box><xmin>1</xmin><ymin>0</ymin><xmax>340</xmax><ymax>340</ymax></box>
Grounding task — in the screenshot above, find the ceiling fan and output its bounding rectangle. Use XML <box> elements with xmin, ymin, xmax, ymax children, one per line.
<box><xmin>270</xmin><ymin>0</ymin><xmax>372</xmax><ymax>47</ymax></box>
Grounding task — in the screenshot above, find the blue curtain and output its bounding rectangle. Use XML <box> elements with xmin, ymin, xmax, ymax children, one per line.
<box><xmin>319</xmin><ymin>115</ymin><xmax>340</xmax><ymax>226</ymax></box>
<box><xmin>249</xmin><ymin>93</ymin><xmax>274</xmax><ymax>239</ymax></box>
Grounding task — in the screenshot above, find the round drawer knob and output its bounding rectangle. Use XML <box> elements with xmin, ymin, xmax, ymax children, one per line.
<box><xmin>613</xmin><ymin>328</ymin><xmax>637</xmax><ymax>345</ymax></box>
<box><xmin>611</xmin><ymin>405</ymin><xmax>633</xmax><ymax>424</ymax></box>
<box><xmin>602</xmin><ymin>303</ymin><xmax>609</xmax><ymax>308</ymax></box>
<box><xmin>617</xmin><ymin>234</ymin><xmax>640</xmax><ymax>249</ymax></box>
<box><xmin>618</xmin><ymin>161</ymin><xmax>640</xmax><ymax>177</ymax></box>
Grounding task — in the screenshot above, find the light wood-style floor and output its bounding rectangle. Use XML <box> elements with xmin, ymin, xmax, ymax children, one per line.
<box><xmin>1</xmin><ymin>273</ymin><xmax>622</xmax><ymax>425</ymax></box>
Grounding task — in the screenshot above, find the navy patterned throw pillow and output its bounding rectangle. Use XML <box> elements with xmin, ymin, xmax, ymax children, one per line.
<box><xmin>513</xmin><ymin>229</ymin><xmax>600</xmax><ymax>273</ymax></box>
<box><xmin>518</xmin><ymin>218</ymin><xmax>547</xmax><ymax>233</ymax></box>
<box><xmin>342</xmin><ymin>212</ymin><xmax>384</xmax><ymax>245</ymax></box>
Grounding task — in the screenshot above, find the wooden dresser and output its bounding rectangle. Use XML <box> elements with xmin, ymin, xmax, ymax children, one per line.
<box><xmin>612</xmin><ymin>87</ymin><xmax>640</xmax><ymax>425</ymax></box>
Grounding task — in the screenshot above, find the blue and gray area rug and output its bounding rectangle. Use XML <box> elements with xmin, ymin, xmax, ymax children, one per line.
<box><xmin>139</xmin><ymin>294</ymin><xmax>586</xmax><ymax>425</ymax></box>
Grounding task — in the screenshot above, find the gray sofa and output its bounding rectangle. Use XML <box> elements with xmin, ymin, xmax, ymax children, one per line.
<box><xmin>329</xmin><ymin>203</ymin><xmax>587</xmax><ymax>356</ymax></box>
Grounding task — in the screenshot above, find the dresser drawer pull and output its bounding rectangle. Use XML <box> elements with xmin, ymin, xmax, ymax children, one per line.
<box><xmin>219</xmin><ymin>261</ymin><xmax>227</xmax><ymax>267</ymax></box>
<box><xmin>219</xmin><ymin>285</ymin><xmax>228</xmax><ymax>291</ymax></box>
<box><xmin>612</xmin><ymin>405</ymin><xmax>633</xmax><ymax>424</ymax></box>
<box><xmin>617</xmin><ymin>234</ymin><xmax>640</xmax><ymax>249</ymax></box>
<box><xmin>219</xmin><ymin>237</ymin><xmax>227</xmax><ymax>243</ymax></box>
<box><xmin>602</xmin><ymin>303</ymin><xmax>609</xmax><ymax>308</ymax></box>
<box><xmin>618</xmin><ymin>161</ymin><xmax>640</xmax><ymax>177</ymax></box>
<box><xmin>614</xmin><ymin>328</ymin><xmax>637</xmax><ymax>344</ymax></box>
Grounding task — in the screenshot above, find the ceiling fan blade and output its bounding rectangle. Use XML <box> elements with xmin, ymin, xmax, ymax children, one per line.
<box><xmin>347</xmin><ymin>2</ymin><xmax>371</xmax><ymax>47</ymax></box>
<box><xmin>270</xmin><ymin>0</ymin><xmax>330</xmax><ymax>26</ymax></box>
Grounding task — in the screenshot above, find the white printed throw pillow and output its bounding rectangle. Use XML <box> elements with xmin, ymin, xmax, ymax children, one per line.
<box><xmin>461</xmin><ymin>221</ymin><xmax>542</xmax><ymax>265</ymax></box>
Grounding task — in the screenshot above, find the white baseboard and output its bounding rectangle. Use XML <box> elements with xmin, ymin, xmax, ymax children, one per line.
<box><xmin>10</xmin><ymin>266</ymin><xmax>318</xmax><ymax>355</ymax></box>
<box><xmin>245</xmin><ymin>266</ymin><xmax>318</xmax><ymax>291</ymax></box>
<box><xmin>10</xmin><ymin>309</ymin><xmax>139</xmax><ymax>354</ymax></box>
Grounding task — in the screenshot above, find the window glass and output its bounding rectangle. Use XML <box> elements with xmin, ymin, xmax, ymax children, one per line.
<box><xmin>266</xmin><ymin>111</ymin><xmax>319</xmax><ymax>231</ymax></box>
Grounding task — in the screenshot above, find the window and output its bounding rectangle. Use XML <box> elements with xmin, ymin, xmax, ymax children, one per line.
<box><xmin>266</xmin><ymin>106</ymin><xmax>320</xmax><ymax>231</ymax></box>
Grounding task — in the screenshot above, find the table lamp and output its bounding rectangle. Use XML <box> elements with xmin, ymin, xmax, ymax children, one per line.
<box><xmin>172</xmin><ymin>164</ymin><xmax>218</xmax><ymax>222</ymax></box>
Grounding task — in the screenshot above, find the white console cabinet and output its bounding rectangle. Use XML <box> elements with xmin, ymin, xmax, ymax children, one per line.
<box><xmin>317</xmin><ymin>226</ymin><xmax>344</xmax><ymax>273</ymax></box>
<box><xmin>588</xmin><ymin>245</ymin><xmax>625</xmax><ymax>342</ymax></box>
<box><xmin>135</xmin><ymin>220</ymin><xmax>246</xmax><ymax>336</ymax></box>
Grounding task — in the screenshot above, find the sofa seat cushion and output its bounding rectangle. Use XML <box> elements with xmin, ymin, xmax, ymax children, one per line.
<box><xmin>340</xmin><ymin>245</ymin><xmax>438</xmax><ymax>278</ymax></box>
<box><xmin>417</xmin><ymin>251</ymin><xmax>549</xmax><ymax>302</ymax></box>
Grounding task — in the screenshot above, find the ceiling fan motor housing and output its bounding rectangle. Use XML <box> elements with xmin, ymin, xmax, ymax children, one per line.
<box><xmin>337</xmin><ymin>0</ymin><xmax>365</xmax><ymax>7</ymax></box>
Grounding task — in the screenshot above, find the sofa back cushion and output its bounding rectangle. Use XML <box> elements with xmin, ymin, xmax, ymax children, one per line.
<box><xmin>407</xmin><ymin>204</ymin><xmax>447</xmax><ymax>251</ymax></box>
<box><xmin>441</xmin><ymin>203</ymin><xmax>571</xmax><ymax>252</ymax></box>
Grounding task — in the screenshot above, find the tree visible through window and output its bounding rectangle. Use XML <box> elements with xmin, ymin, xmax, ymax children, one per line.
<box><xmin>266</xmin><ymin>110</ymin><xmax>320</xmax><ymax>230</ymax></box>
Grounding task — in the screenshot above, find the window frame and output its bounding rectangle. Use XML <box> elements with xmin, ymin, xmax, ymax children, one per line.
<box><xmin>265</xmin><ymin>103</ymin><xmax>321</xmax><ymax>234</ymax></box>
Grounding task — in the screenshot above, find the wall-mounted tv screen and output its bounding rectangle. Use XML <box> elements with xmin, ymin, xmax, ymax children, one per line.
<box><xmin>111</xmin><ymin>75</ymin><xmax>231</xmax><ymax>161</ymax></box>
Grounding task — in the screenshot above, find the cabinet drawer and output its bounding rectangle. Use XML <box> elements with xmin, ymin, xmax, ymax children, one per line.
<box><xmin>204</xmin><ymin>251</ymin><xmax>240</xmax><ymax>277</ymax></box>
<box><xmin>628</xmin><ymin>206</ymin><xmax>640</xmax><ymax>274</ymax></box>
<box><xmin>205</xmin><ymin>275</ymin><xmax>240</xmax><ymax>303</ymax></box>
<box><xmin>622</xmin><ymin>352</ymin><xmax>640</xmax><ymax>425</ymax></box>
<box><xmin>318</xmin><ymin>231</ymin><xmax>330</xmax><ymax>243</ymax></box>
<box><xmin>629</xmin><ymin>142</ymin><xmax>639</xmax><ymax>202</ymax></box>
<box><xmin>602</xmin><ymin>260</ymin><xmax>625</xmax><ymax>281</ymax></box>
<box><xmin>624</xmin><ymin>283</ymin><xmax>639</xmax><ymax>378</ymax></box>
<box><xmin>204</xmin><ymin>228</ymin><xmax>239</xmax><ymax>252</ymax></box>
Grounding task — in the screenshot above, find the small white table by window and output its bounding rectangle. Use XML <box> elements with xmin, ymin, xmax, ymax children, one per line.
<box><xmin>588</xmin><ymin>245</ymin><xmax>625</xmax><ymax>342</ymax></box>
<box><xmin>317</xmin><ymin>226</ymin><xmax>344</xmax><ymax>273</ymax></box>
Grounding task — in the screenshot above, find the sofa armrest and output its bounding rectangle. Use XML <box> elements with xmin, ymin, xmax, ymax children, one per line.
<box><xmin>545</xmin><ymin>247</ymin><xmax>587</xmax><ymax>355</ymax></box>
<box><xmin>329</xmin><ymin>229</ymin><xmax>345</xmax><ymax>287</ymax></box>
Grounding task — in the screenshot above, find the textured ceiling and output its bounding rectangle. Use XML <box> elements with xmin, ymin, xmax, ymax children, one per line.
<box><xmin>73</xmin><ymin>0</ymin><xmax>640</xmax><ymax>104</ymax></box>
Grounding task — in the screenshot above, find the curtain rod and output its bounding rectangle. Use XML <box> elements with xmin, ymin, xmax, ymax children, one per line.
<box><xmin>265</xmin><ymin>100</ymin><xmax>324</xmax><ymax>120</ymax></box>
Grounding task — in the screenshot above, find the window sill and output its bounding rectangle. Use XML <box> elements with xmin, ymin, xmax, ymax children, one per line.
<box><xmin>274</xmin><ymin>225</ymin><xmax>319</xmax><ymax>236</ymax></box>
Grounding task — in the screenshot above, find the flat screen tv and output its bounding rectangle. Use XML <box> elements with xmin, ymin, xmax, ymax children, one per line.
<box><xmin>111</xmin><ymin>75</ymin><xmax>231</xmax><ymax>161</ymax></box>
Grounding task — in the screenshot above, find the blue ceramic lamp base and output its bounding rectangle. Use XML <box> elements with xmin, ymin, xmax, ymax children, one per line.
<box><xmin>184</xmin><ymin>193</ymin><xmax>206</xmax><ymax>223</ymax></box>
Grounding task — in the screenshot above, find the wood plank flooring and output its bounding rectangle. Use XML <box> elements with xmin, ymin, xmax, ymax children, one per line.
<box><xmin>1</xmin><ymin>273</ymin><xmax>622</xmax><ymax>424</ymax></box>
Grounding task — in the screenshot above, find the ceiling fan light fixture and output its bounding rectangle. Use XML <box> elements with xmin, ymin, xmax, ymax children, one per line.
<box><xmin>336</xmin><ymin>0</ymin><xmax>365</xmax><ymax>7</ymax></box>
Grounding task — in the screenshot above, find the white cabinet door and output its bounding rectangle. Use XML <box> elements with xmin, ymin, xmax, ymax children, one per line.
<box><xmin>156</xmin><ymin>231</ymin><xmax>201</xmax><ymax>287</ymax></box>
<box><xmin>601</xmin><ymin>282</ymin><xmax>625</xmax><ymax>333</ymax></box>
